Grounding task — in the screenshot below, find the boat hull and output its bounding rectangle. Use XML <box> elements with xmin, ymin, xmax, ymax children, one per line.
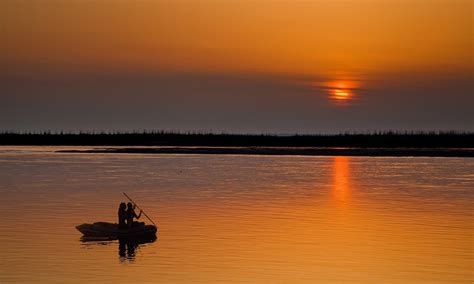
<box><xmin>76</xmin><ymin>222</ymin><xmax>157</xmax><ymax>239</ymax></box>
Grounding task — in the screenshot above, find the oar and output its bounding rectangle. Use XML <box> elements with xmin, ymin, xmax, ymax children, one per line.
<box><xmin>123</xmin><ymin>192</ymin><xmax>158</xmax><ymax>228</ymax></box>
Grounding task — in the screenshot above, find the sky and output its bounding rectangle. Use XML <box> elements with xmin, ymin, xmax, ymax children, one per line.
<box><xmin>1</xmin><ymin>0</ymin><xmax>473</xmax><ymax>133</ymax></box>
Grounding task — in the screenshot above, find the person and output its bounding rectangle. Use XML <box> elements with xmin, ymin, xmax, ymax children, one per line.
<box><xmin>126</xmin><ymin>202</ymin><xmax>142</xmax><ymax>229</ymax></box>
<box><xmin>118</xmin><ymin>202</ymin><xmax>128</xmax><ymax>230</ymax></box>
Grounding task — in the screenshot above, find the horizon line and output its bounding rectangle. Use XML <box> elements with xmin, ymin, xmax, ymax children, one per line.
<box><xmin>1</xmin><ymin>130</ymin><xmax>473</xmax><ymax>136</ymax></box>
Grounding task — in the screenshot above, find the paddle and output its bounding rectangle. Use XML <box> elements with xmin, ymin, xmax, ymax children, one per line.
<box><xmin>123</xmin><ymin>192</ymin><xmax>158</xmax><ymax>228</ymax></box>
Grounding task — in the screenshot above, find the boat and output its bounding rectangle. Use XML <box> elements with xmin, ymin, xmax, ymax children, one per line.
<box><xmin>76</xmin><ymin>222</ymin><xmax>157</xmax><ymax>239</ymax></box>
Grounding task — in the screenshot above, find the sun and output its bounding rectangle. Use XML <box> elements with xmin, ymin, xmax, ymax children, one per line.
<box><xmin>310</xmin><ymin>79</ymin><xmax>359</xmax><ymax>104</ymax></box>
<box><xmin>326</xmin><ymin>80</ymin><xmax>357</xmax><ymax>104</ymax></box>
<box><xmin>332</xmin><ymin>89</ymin><xmax>351</xmax><ymax>100</ymax></box>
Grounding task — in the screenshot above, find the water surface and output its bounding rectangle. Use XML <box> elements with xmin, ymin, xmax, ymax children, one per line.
<box><xmin>0</xmin><ymin>147</ymin><xmax>472</xmax><ymax>283</ymax></box>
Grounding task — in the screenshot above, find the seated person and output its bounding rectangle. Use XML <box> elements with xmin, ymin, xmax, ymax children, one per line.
<box><xmin>118</xmin><ymin>202</ymin><xmax>128</xmax><ymax>230</ymax></box>
<box><xmin>126</xmin><ymin>202</ymin><xmax>142</xmax><ymax>229</ymax></box>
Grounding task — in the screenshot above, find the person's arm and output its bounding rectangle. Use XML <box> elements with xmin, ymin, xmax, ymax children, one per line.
<box><xmin>131</xmin><ymin>209</ymin><xmax>140</xmax><ymax>219</ymax></box>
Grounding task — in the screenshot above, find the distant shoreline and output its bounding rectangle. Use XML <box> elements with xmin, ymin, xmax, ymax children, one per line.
<box><xmin>1</xmin><ymin>132</ymin><xmax>473</xmax><ymax>149</ymax></box>
<box><xmin>57</xmin><ymin>147</ymin><xmax>474</xmax><ymax>157</ymax></box>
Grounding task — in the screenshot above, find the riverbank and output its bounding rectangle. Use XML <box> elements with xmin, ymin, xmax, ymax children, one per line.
<box><xmin>2</xmin><ymin>132</ymin><xmax>473</xmax><ymax>148</ymax></box>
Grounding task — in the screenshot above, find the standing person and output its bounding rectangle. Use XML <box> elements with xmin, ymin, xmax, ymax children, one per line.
<box><xmin>118</xmin><ymin>202</ymin><xmax>127</xmax><ymax>230</ymax></box>
<box><xmin>126</xmin><ymin>202</ymin><xmax>142</xmax><ymax>229</ymax></box>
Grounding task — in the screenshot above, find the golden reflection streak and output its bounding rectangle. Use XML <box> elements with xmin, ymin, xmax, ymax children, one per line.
<box><xmin>332</xmin><ymin>156</ymin><xmax>351</xmax><ymax>207</ymax></box>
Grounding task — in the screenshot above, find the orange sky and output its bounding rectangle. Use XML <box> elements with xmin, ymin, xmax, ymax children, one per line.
<box><xmin>1</xmin><ymin>0</ymin><xmax>473</xmax><ymax>132</ymax></box>
<box><xmin>2</xmin><ymin>0</ymin><xmax>472</xmax><ymax>76</ymax></box>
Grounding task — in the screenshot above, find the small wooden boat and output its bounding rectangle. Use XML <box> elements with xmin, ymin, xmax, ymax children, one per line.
<box><xmin>76</xmin><ymin>222</ymin><xmax>157</xmax><ymax>239</ymax></box>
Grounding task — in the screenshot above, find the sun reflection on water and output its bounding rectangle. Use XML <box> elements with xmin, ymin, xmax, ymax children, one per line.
<box><xmin>332</xmin><ymin>156</ymin><xmax>351</xmax><ymax>207</ymax></box>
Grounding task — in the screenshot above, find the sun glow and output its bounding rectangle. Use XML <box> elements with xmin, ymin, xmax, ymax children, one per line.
<box><xmin>325</xmin><ymin>80</ymin><xmax>357</xmax><ymax>104</ymax></box>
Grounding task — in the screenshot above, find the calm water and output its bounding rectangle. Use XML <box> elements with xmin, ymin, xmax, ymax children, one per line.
<box><xmin>0</xmin><ymin>147</ymin><xmax>472</xmax><ymax>283</ymax></box>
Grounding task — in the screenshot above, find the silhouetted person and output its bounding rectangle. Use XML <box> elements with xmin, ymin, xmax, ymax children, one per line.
<box><xmin>126</xmin><ymin>202</ymin><xmax>142</xmax><ymax>229</ymax></box>
<box><xmin>118</xmin><ymin>202</ymin><xmax>127</xmax><ymax>230</ymax></box>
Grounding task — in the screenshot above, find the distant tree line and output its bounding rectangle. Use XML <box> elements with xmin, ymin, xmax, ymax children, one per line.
<box><xmin>0</xmin><ymin>130</ymin><xmax>472</xmax><ymax>148</ymax></box>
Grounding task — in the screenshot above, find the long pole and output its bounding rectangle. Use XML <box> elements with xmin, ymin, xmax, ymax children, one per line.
<box><xmin>123</xmin><ymin>192</ymin><xmax>158</xmax><ymax>227</ymax></box>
